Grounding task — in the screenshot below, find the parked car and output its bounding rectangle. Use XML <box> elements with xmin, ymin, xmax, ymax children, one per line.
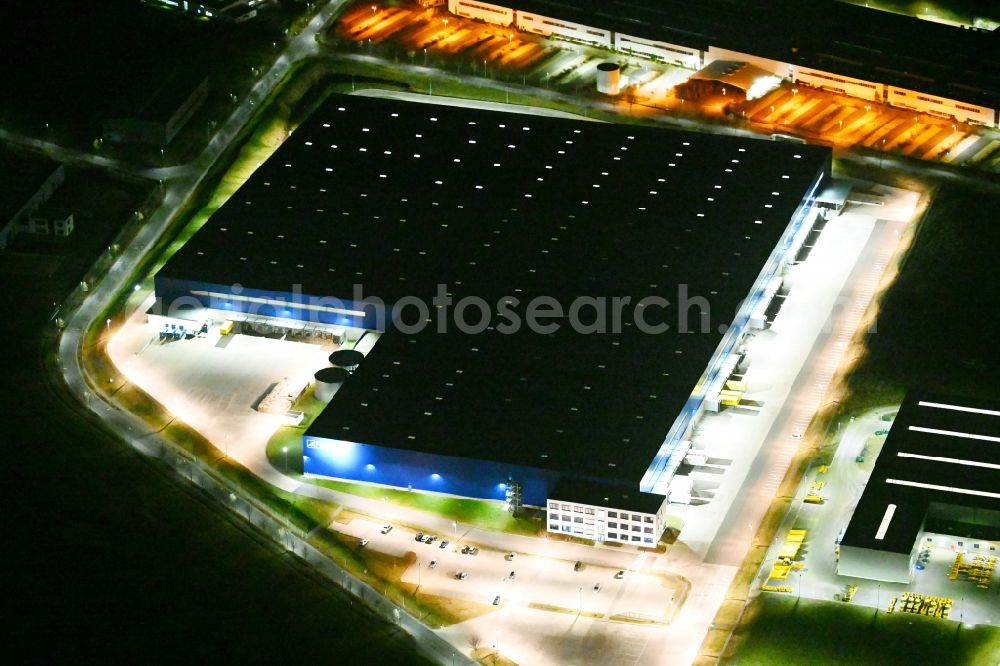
<box><xmin>439</xmin><ymin>540</ymin><xmax>449</xmax><ymax>549</ymax></box>
<box><xmin>493</xmin><ymin>596</ymin><xmax>501</xmax><ymax>606</ymax></box>
<box><xmin>615</xmin><ymin>570</ymin><xmax>625</xmax><ymax>579</ymax></box>
<box><xmin>381</xmin><ymin>524</ymin><xmax>393</xmax><ymax>534</ymax></box>
<box><xmin>427</xmin><ymin>535</ymin><xmax>438</xmax><ymax>543</ymax></box>
<box><xmin>593</xmin><ymin>583</ymin><xmax>601</xmax><ymax>592</ymax></box>
<box><xmin>574</xmin><ymin>561</ymin><xmax>584</xmax><ymax>572</ymax></box>
<box><xmin>429</xmin><ymin>560</ymin><xmax>437</xmax><ymax>569</ymax></box>
<box><xmin>462</xmin><ymin>545</ymin><xmax>479</xmax><ymax>555</ymax></box>
<box><xmin>456</xmin><ymin>572</ymin><xmax>468</xmax><ymax>580</ymax></box>
<box><xmin>359</xmin><ymin>538</ymin><xmax>369</xmax><ymax>547</ymax></box>
<box><xmin>505</xmin><ymin>552</ymin><xmax>517</xmax><ymax>561</ymax></box>
<box><xmin>509</xmin><ymin>571</ymin><xmax>516</xmax><ymax>580</ymax></box>
<box><xmin>415</xmin><ymin>532</ymin><xmax>425</xmax><ymax>542</ymax></box>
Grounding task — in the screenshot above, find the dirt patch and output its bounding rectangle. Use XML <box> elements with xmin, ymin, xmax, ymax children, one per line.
<box><xmin>527</xmin><ymin>602</ymin><xmax>603</xmax><ymax>619</ymax></box>
<box><xmin>414</xmin><ymin>592</ymin><xmax>496</xmax><ymax>627</ymax></box>
<box><xmin>331</xmin><ymin>508</ymin><xmax>369</xmax><ymax>526</ymax></box>
<box><xmin>471</xmin><ymin>646</ymin><xmax>518</xmax><ymax>666</ymax></box>
<box><xmin>607</xmin><ymin>614</ymin><xmax>664</xmax><ymax>625</ymax></box>
<box><xmin>664</xmin><ymin>573</ymin><xmax>692</xmax><ymax>623</ymax></box>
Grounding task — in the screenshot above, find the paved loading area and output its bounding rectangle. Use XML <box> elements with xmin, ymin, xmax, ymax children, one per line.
<box><xmin>107</xmin><ymin>302</ymin><xmax>334</xmax><ymax>488</ymax></box>
<box><xmin>744</xmin><ymin>85</ymin><xmax>1000</xmax><ymax>173</ymax></box>
<box><xmin>667</xmin><ymin>210</ymin><xmax>876</xmax><ymax>559</ymax></box>
<box><xmin>761</xmin><ymin>407</ymin><xmax>1000</xmax><ymax>626</ymax></box>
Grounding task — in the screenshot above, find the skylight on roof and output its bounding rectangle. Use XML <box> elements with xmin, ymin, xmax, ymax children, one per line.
<box><xmin>908</xmin><ymin>426</ymin><xmax>1000</xmax><ymax>443</ymax></box>
<box><xmin>918</xmin><ymin>401</ymin><xmax>1000</xmax><ymax>417</ymax></box>
<box><xmin>885</xmin><ymin>478</ymin><xmax>1000</xmax><ymax>499</ymax></box>
<box><xmin>874</xmin><ymin>504</ymin><xmax>897</xmax><ymax>540</ymax></box>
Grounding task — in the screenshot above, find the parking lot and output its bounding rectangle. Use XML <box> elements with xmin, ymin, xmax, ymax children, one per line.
<box><xmin>333</xmin><ymin>3</ymin><xmax>690</xmax><ymax>100</ymax></box>
<box><xmin>338</xmin><ymin>514</ymin><xmax>685</xmax><ymax>623</ymax></box>
<box><xmin>740</xmin><ymin>84</ymin><xmax>1000</xmax><ymax>172</ymax></box>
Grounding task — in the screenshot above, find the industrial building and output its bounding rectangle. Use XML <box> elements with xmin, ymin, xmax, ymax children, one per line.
<box><xmin>0</xmin><ymin>158</ymin><xmax>68</xmax><ymax>250</ymax></box>
<box><xmin>445</xmin><ymin>0</ymin><xmax>1000</xmax><ymax>127</ymax></box>
<box><xmin>102</xmin><ymin>74</ymin><xmax>209</xmax><ymax>146</ymax></box>
<box><xmin>156</xmin><ymin>93</ymin><xmax>831</xmax><ymax>543</ymax></box>
<box><xmin>838</xmin><ymin>394</ymin><xmax>1000</xmax><ymax>583</ymax></box>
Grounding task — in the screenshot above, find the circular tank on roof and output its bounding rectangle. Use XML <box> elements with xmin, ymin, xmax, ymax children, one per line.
<box><xmin>596</xmin><ymin>62</ymin><xmax>621</xmax><ymax>96</ymax></box>
<box><xmin>314</xmin><ymin>366</ymin><xmax>349</xmax><ymax>402</ymax></box>
<box><xmin>328</xmin><ymin>348</ymin><xmax>365</xmax><ymax>369</ymax></box>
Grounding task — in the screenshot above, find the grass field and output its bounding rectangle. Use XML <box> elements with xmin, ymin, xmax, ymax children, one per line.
<box><xmin>727</xmin><ymin>595</ymin><xmax>1000</xmax><ymax>666</ymax></box>
<box><xmin>832</xmin><ymin>164</ymin><xmax>1000</xmax><ymax>414</ymax></box>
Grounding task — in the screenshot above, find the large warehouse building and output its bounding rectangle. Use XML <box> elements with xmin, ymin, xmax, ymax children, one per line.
<box><xmin>156</xmin><ymin>93</ymin><xmax>831</xmax><ymax>543</ymax></box>
<box><xmin>838</xmin><ymin>394</ymin><xmax>1000</xmax><ymax>583</ymax></box>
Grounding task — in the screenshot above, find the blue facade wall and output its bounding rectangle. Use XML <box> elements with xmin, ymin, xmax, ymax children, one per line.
<box><xmin>153</xmin><ymin>276</ymin><xmax>381</xmax><ymax>329</ymax></box>
<box><xmin>303</xmin><ymin>435</ymin><xmax>570</xmax><ymax>507</ymax></box>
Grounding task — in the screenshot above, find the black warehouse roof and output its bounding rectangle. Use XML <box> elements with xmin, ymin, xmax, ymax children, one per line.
<box><xmin>513</xmin><ymin>0</ymin><xmax>1000</xmax><ymax>109</ymax></box>
<box><xmin>841</xmin><ymin>393</ymin><xmax>1000</xmax><ymax>555</ymax></box>
<box><xmin>160</xmin><ymin>93</ymin><xmax>831</xmax><ymax>482</ymax></box>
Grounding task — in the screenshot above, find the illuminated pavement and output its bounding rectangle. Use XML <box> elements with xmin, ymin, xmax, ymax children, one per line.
<box><xmin>667</xmin><ymin>185</ymin><xmax>920</xmax><ymax>568</ymax></box>
<box><xmin>339</xmin><ymin>517</ymin><xmax>685</xmax><ymax>622</ymax></box>
<box><xmin>743</xmin><ymin>85</ymin><xmax>1000</xmax><ymax>174</ymax></box>
<box><xmin>106</xmin><ymin>301</ymin><xmax>333</xmax><ymax>491</ymax></box>
<box><xmin>333</xmin><ymin>1</ymin><xmax>692</xmax><ymax>104</ymax></box>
